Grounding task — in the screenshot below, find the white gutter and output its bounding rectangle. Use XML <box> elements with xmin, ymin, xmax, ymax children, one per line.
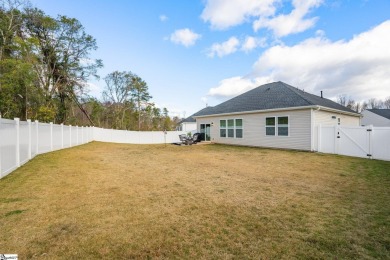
<box><xmin>316</xmin><ymin>106</ymin><xmax>361</xmax><ymax>117</ymax></box>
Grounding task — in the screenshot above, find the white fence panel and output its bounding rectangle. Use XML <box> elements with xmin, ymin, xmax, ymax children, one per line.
<box><xmin>63</xmin><ymin>126</ymin><xmax>71</xmax><ymax>148</ymax></box>
<box><xmin>38</xmin><ymin>123</ymin><xmax>51</xmax><ymax>154</ymax></box>
<box><xmin>71</xmin><ymin>126</ymin><xmax>78</xmax><ymax>146</ymax></box>
<box><xmin>78</xmin><ymin>127</ymin><xmax>83</xmax><ymax>144</ymax></box>
<box><xmin>19</xmin><ymin>121</ymin><xmax>30</xmax><ymax>164</ymax></box>
<box><xmin>0</xmin><ymin>118</ymin><xmax>17</xmax><ymax>177</ymax></box>
<box><xmin>318</xmin><ymin>126</ymin><xmax>336</xmax><ymax>154</ymax></box>
<box><xmin>31</xmin><ymin>121</ymin><xmax>37</xmax><ymax>157</ymax></box>
<box><xmin>92</xmin><ymin>127</ymin><xmax>186</xmax><ymax>144</ymax></box>
<box><xmin>371</xmin><ymin>127</ymin><xmax>390</xmax><ymax>161</ymax></box>
<box><xmin>53</xmin><ymin>124</ymin><xmax>62</xmax><ymax>151</ymax></box>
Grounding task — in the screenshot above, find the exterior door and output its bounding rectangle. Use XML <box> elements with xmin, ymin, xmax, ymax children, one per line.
<box><xmin>200</xmin><ymin>124</ymin><xmax>211</xmax><ymax>141</ymax></box>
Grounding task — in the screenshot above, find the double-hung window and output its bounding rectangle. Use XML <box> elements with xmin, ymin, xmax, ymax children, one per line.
<box><xmin>235</xmin><ymin>119</ymin><xmax>243</xmax><ymax>138</ymax></box>
<box><xmin>227</xmin><ymin>119</ymin><xmax>234</xmax><ymax>138</ymax></box>
<box><xmin>278</xmin><ymin>117</ymin><xmax>288</xmax><ymax>136</ymax></box>
<box><xmin>220</xmin><ymin>120</ymin><xmax>226</xmax><ymax>137</ymax></box>
<box><xmin>220</xmin><ymin>119</ymin><xmax>243</xmax><ymax>138</ymax></box>
<box><xmin>265</xmin><ymin>117</ymin><xmax>276</xmax><ymax>136</ymax></box>
<box><xmin>266</xmin><ymin>116</ymin><xmax>289</xmax><ymax>136</ymax></box>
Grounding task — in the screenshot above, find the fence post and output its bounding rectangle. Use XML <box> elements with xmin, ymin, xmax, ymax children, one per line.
<box><xmin>15</xmin><ymin>118</ymin><xmax>20</xmax><ymax>167</ymax></box>
<box><xmin>81</xmin><ymin>126</ymin><xmax>84</xmax><ymax>144</ymax></box>
<box><xmin>368</xmin><ymin>125</ymin><xmax>373</xmax><ymax>159</ymax></box>
<box><xmin>76</xmin><ymin>126</ymin><xmax>79</xmax><ymax>145</ymax></box>
<box><xmin>61</xmin><ymin>123</ymin><xmax>64</xmax><ymax>149</ymax></box>
<box><xmin>35</xmin><ymin>120</ymin><xmax>39</xmax><ymax>154</ymax></box>
<box><xmin>27</xmin><ymin>119</ymin><xmax>32</xmax><ymax>160</ymax></box>
<box><xmin>50</xmin><ymin>122</ymin><xmax>53</xmax><ymax>151</ymax></box>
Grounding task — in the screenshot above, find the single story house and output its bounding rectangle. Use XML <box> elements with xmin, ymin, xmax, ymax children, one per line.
<box><xmin>361</xmin><ymin>109</ymin><xmax>390</xmax><ymax>126</ymax></box>
<box><xmin>193</xmin><ymin>81</ymin><xmax>361</xmax><ymax>151</ymax></box>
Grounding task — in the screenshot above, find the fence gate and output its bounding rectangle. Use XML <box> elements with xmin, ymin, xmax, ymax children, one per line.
<box><xmin>337</xmin><ymin>126</ymin><xmax>371</xmax><ymax>158</ymax></box>
<box><xmin>318</xmin><ymin>125</ymin><xmax>390</xmax><ymax>161</ymax></box>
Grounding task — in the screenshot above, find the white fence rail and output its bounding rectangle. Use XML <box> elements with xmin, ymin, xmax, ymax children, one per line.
<box><xmin>0</xmin><ymin>118</ymin><xmax>93</xmax><ymax>179</ymax></box>
<box><xmin>317</xmin><ymin>125</ymin><xmax>390</xmax><ymax>161</ymax></box>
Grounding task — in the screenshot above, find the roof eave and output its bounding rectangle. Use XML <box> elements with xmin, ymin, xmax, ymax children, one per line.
<box><xmin>194</xmin><ymin>105</ymin><xmax>361</xmax><ymax>118</ymax></box>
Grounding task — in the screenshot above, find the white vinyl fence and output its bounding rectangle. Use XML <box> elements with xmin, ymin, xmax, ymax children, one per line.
<box><xmin>0</xmin><ymin>118</ymin><xmax>93</xmax><ymax>178</ymax></box>
<box><xmin>0</xmin><ymin>118</ymin><xmax>186</xmax><ymax>179</ymax></box>
<box><xmin>93</xmin><ymin>127</ymin><xmax>186</xmax><ymax>144</ymax></box>
<box><xmin>317</xmin><ymin>125</ymin><xmax>390</xmax><ymax>161</ymax></box>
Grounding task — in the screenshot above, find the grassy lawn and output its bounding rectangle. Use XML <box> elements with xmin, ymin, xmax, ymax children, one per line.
<box><xmin>0</xmin><ymin>142</ymin><xmax>389</xmax><ymax>259</ymax></box>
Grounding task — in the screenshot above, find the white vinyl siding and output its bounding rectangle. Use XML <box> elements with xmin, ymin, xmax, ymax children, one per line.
<box><xmin>313</xmin><ymin>110</ymin><xmax>360</xmax><ymax>127</ymax></box>
<box><xmin>197</xmin><ymin>109</ymin><xmax>311</xmax><ymax>150</ymax></box>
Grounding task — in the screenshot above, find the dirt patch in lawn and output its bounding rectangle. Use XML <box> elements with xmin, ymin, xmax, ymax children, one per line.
<box><xmin>1</xmin><ymin>142</ymin><xmax>389</xmax><ymax>258</ymax></box>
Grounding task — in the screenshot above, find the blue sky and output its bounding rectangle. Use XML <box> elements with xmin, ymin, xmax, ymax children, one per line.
<box><xmin>30</xmin><ymin>0</ymin><xmax>390</xmax><ymax>117</ymax></box>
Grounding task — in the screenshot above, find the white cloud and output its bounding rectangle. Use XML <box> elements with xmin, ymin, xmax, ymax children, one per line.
<box><xmin>208</xmin><ymin>76</ymin><xmax>272</xmax><ymax>97</ymax></box>
<box><xmin>201</xmin><ymin>0</ymin><xmax>278</xmax><ymax>30</ymax></box>
<box><xmin>170</xmin><ymin>28</ymin><xmax>201</xmax><ymax>47</ymax></box>
<box><xmin>208</xmin><ymin>21</ymin><xmax>390</xmax><ymax>101</ymax></box>
<box><xmin>208</xmin><ymin>37</ymin><xmax>240</xmax><ymax>58</ymax></box>
<box><xmin>159</xmin><ymin>15</ymin><xmax>168</xmax><ymax>22</ymax></box>
<box><xmin>253</xmin><ymin>0</ymin><xmax>323</xmax><ymax>37</ymax></box>
<box><xmin>207</xmin><ymin>36</ymin><xmax>267</xmax><ymax>58</ymax></box>
<box><xmin>241</xmin><ymin>36</ymin><xmax>267</xmax><ymax>52</ymax></box>
<box><xmin>201</xmin><ymin>0</ymin><xmax>322</xmax><ymax>37</ymax></box>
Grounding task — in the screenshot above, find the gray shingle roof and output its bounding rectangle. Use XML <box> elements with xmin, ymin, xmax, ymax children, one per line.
<box><xmin>180</xmin><ymin>117</ymin><xmax>196</xmax><ymax>123</ymax></box>
<box><xmin>195</xmin><ymin>81</ymin><xmax>359</xmax><ymax>117</ymax></box>
<box><xmin>367</xmin><ymin>109</ymin><xmax>390</xmax><ymax>120</ymax></box>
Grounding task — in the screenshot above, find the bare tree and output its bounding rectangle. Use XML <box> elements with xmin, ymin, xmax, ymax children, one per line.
<box><xmin>384</xmin><ymin>97</ymin><xmax>390</xmax><ymax>109</ymax></box>
<box><xmin>367</xmin><ymin>98</ymin><xmax>383</xmax><ymax>109</ymax></box>
<box><xmin>337</xmin><ymin>95</ymin><xmax>347</xmax><ymax>106</ymax></box>
<box><xmin>346</xmin><ymin>99</ymin><xmax>356</xmax><ymax>111</ymax></box>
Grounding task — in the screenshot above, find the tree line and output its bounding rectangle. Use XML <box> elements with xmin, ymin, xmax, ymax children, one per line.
<box><xmin>0</xmin><ymin>0</ymin><xmax>179</xmax><ymax>130</ymax></box>
<box><xmin>337</xmin><ymin>95</ymin><xmax>390</xmax><ymax>112</ymax></box>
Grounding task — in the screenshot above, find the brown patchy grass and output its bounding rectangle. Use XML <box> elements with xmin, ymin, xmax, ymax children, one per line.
<box><xmin>0</xmin><ymin>142</ymin><xmax>389</xmax><ymax>259</ymax></box>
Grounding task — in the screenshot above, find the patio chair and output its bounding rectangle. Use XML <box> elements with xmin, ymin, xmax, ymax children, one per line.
<box><xmin>179</xmin><ymin>134</ymin><xmax>193</xmax><ymax>145</ymax></box>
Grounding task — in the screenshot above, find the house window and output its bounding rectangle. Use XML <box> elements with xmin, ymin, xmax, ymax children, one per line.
<box><xmin>266</xmin><ymin>116</ymin><xmax>289</xmax><ymax>136</ymax></box>
<box><xmin>278</xmin><ymin>117</ymin><xmax>289</xmax><ymax>136</ymax></box>
<box><xmin>220</xmin><ymin>120</ymin><xmax>226</xmax><ymax>137</ymax></box>
<box><xmin>227</xmin><ymin>119</ymin><xmax>234</xmax><ymax>137</ymax></box>
<box><xmin>235</xmin><ymin>119</ymin><xmax>243</xmax><ymax>138</ymax></box>
<box><xmin>219</xmin><ymin>119</ymin><xmax>243</xmax><ymax>138</ymax></box>
<box><xmin>266</xmin><ymin>117</ymin><xmax>275</xmax><ymax>136</ymax></box>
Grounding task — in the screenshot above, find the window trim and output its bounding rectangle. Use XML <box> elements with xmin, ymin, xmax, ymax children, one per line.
<box><xmin>265</xmin><ymin>116</ymin><xmax>289</xmax><ymax>137</ymax></box>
